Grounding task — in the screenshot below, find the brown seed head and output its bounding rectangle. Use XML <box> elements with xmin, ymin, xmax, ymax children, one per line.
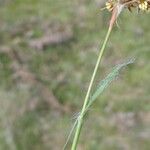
<box><xmin>106</xmin><ymin>0</ymin><xmax>150</xmax><ymax>12</ymax></box>
<box><xmin>105</xmin><ymin>0</ymin><xmax>150</xmax><ymax>29</ymax></box>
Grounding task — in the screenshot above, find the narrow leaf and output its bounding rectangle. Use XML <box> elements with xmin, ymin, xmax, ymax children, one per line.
<box><xmin>85</xmin><ymin>58</ymin><xmax>135</xmax><ymax>110</ymax></box>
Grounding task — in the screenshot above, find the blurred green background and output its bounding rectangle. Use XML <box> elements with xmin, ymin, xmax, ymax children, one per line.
<box><xmin>0</xmin><ymin>0</ymin><xmax>150</xmax><ymax>150</ymax></box>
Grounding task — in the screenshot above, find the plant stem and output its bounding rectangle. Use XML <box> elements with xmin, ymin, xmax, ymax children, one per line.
<box><xmin>71</xmin><ymin>26</ymin><xmax>112</xmax><ymax>150</ymax></box>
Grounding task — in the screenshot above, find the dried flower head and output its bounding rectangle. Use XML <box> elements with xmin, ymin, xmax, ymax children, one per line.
<box><xmin>104</xmin><ymin>0</ymin><xmax>150</xmax><ymax>29</ymax></box>
<box><xmin>106</xmin><ymin>0</ymin><xmax>150</xmax><ymax>12</ymax></box>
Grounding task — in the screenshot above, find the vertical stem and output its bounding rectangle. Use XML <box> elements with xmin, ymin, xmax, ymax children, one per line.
<box><xmin>71</xmin><ymin>26</ymin><xmax>112</xmax><ymax>150</ymax></box>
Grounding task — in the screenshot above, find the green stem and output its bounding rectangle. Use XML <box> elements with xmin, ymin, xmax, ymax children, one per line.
<box><xmin>71</xmin><ymin>26</ymin><xmax>112</xmax><ymax>150</ymax></box>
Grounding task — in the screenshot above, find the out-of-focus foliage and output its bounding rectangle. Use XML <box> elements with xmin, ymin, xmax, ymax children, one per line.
<box><xmin>0</xmin><ymin>0</ymin><xmax>150</xmax><ymax>150</ymax></box>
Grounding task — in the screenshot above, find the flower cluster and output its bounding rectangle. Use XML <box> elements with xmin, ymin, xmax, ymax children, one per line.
<box><xmin>106</xmin><ymin>0</ymin><xmax>150</xmax><ymax>12</ymax></box>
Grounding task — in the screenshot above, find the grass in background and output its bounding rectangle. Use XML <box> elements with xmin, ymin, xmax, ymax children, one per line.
<box><xmin>0</xmin><ymin>0</ymin><xmax>150</xmax><ymax>149</ymax></box>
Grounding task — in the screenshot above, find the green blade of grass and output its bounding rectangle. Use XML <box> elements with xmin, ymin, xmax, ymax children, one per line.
<box><xmin>85</xmin><ymin>58</ymin><xmax>135</xmax><ymax>111</ymax></box>
<box><xmin>64</xmin><ymin>59</ymin><xmax>135</xmax><ymax>150</ymax></box>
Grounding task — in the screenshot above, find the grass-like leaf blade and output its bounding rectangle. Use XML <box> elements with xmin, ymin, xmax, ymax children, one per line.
<box><xmin>85</xmin><ymin>58</ymin><xmax>135</xmax><ymax>111</ymax></box>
